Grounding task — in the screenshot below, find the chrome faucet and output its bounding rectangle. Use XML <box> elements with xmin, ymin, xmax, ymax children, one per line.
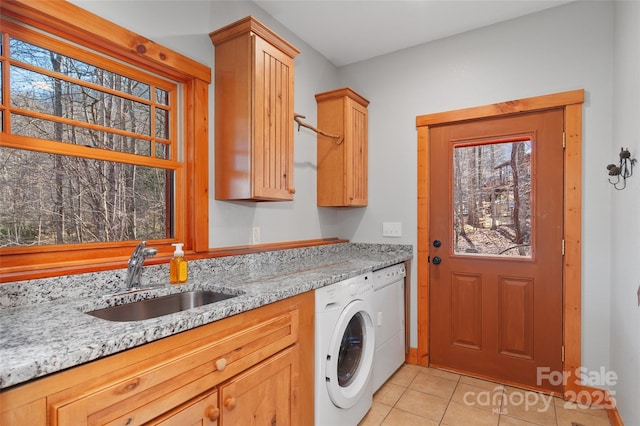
<box><xmin>125</xmin><ymin>241</ymin><xmax>158</xmax><ymax>290</ymax></box>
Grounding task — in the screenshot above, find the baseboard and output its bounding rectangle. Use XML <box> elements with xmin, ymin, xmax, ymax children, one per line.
<box><xmin>405</xmin><ymin>347</ymin><xmax>418</xmax><ymax>364</ymax></box>
<box><xmin>607</xmin><ymin>405</ymin><xmax>624</xmax><ymax>426</ymax></box>
<box><xmin>565</xmin><ymin>384</ymin><xmax>624</xmax><ymax>426</ymax></box>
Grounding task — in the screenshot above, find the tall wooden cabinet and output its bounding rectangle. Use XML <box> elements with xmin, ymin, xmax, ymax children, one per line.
<box><xmin>210</xmin><ymin>16</ymin><xmax>300</xmax><ymax>201</ymax></box>
<box><xmin>316</xmin><ymin>87</ymin><xmax>369</xmax><ymax>206</ymax></box>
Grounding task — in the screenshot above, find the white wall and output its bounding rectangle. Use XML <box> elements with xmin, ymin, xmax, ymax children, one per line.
<box><xmin>69</xmin><ymin>0</ymin><xmax>635</xmax><ymax>421</ymax></box>
<box><xmin>610</xmin><ymin>1</ymin><xmax>640</xmax><ymax>423</ymax></box>
<box><xmin>338</xmin><ymin>0</ymin><xmax>614</xmax><ymax>372</ymax></box>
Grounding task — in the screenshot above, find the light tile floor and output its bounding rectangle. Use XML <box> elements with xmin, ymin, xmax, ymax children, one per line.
<box><xmin>360</xmin><ymin>364</ymin><xmax>612</xmax><ymax>426</ymax></box>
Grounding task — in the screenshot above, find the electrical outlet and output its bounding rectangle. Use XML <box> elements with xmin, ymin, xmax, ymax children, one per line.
<box><xmin>382</xmin><ymin>222</ymin><xmax>402</xmax><ymax>237</ymax></box>
<box><xmin>252</xmin><ymin>227</ymin><xmax>260</xmax><ymax>244</ymax></box>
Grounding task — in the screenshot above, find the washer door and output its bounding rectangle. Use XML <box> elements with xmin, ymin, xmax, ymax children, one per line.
<box><xmin>325</xmin><ymin>299</ymin><xmax>375</xmax><ymax>409</ymax></box>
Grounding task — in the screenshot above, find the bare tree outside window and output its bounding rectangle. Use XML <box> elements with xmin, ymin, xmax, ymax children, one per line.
<box><xmin>452</xmin><ymin>140</ymin><xmax>532</xmax><ymax>257</ymax></box>
<box><xmin>0</xmin><ymin>36</ymin><xmax>176</xmax><ymax>247</ymax></box>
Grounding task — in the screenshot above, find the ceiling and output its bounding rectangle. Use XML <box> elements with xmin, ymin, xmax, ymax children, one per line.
<box><xmin>253</xmin><ymin>0</ymin><xmax>573</xmax><ymax>67</ymax></box>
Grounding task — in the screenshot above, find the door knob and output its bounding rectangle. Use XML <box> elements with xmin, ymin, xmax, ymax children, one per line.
<box><xmin>215</xmin><ymin>357</ymin><xmax>227</xmax><ymax>371</ymax></box>
<box><xmin>205</xmin><ymin>406</ymin><xmax>220</xmax><ymax>421</ymax></box>
<box><xmin>432</xmin><ymin>256</ymin><xmax>442</xmax><ymax>265</ymax></box>
<box><xmin>433</xmin><ymin>240</ymin><xmax>442</xmax><ymax>248</ymax></box>
<box><xmin>224</xmin><ymin>396</ymin><xmax>237</xmax><ymax>410</ymax></box>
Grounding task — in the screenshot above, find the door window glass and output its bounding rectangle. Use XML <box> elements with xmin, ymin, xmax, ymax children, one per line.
<box><xmin>337</xmin><ymin>312</ymin><xmax>364</xmax><ymax>387</ymax></box>
<box><xmin>453</xmin><ymin>139</ymin><xmax>532</xmax><ymax>257</ymax></box>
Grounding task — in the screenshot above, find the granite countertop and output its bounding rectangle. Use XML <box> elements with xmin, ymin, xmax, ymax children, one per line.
<box><xmin>0</xmin><ymin>243</ymin><xmax>412</xmax><ymax>390</ymax></box>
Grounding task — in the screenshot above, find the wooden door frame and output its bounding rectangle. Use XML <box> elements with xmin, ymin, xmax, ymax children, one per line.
<box><xmin>415</xmin><ymin>90</ymin><xmax>584</xmax><ymax>395</ymax></box>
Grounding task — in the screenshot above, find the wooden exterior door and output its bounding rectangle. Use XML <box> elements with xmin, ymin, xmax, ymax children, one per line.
<box><xmin>429</xmin><ymin>109</ymin><xmax>564</xmax><ymax>393</ymax></box>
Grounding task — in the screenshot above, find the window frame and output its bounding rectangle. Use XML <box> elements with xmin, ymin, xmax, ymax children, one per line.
<box><xmin>0</xmin><ymin>0</ymin><xmax>210</xmax><ymax>281</ymax></box>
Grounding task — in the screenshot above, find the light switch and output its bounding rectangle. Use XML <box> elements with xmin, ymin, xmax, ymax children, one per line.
<box><xmin>383</xmin><ymin>222</ymin><xmax>402</xmax><ymax>237</ymax></box>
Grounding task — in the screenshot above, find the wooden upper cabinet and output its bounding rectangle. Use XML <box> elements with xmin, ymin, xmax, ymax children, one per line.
<box><xmin>210</xmin><ymin>16</ymin><xmax>300</xmax><ymax>201</ymax></box>
<box><xmin>316</xmin><ymin>88</ymin><xmax>369</xmax><ymax>207</ymax></box>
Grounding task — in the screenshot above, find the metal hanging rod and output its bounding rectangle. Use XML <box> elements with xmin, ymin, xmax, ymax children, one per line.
<box><xmin>294</xmin><ymin>113</ymin><xmax>343</xmax><ymax>144</ymax></box>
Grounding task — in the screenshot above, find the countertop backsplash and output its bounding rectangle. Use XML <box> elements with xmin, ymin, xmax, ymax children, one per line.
<box><xmin>0</xmin><ymin>243</ymin><xmax>412</xmax><ymax>308</ymax></box>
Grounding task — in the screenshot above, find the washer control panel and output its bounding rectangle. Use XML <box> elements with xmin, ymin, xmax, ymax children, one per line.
<box><xmin>315</xmin><ymin>273</ymin><xmax>373</xmax><ymax>307</ymax></box>
<box><xmin>345</xmin><ymin>273</ymin><xmax>373</xmax><ymax>297</ymax></box>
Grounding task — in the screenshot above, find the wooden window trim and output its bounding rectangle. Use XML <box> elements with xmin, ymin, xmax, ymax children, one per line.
<box><xmin>0</xmin><ymin>0</ymin><xmax>211</xmax><ymax>281</ymax></box>
<box><xmin>415</xmin><ymin>90</ymin><xmax>584</xmax><ymax>394</ymax></box>
<box><xmin>0</xmin><ymin>238</ymin><xmax>350</xmax><ymax>283</ymax></box>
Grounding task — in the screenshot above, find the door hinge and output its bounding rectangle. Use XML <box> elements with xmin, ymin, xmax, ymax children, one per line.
<box><xmin>562</xmin><ymin>132</ymin><xmax>566</xmax><ymax>149</ymax></box>
<box><xmin>562</xmin><ymin>345</ymin><xmax>565</xmax><ymax>362</ymax></box>
<box><xmin>562</xmin><ymin>239</ymin><xmax>565</xmax><ymax>256</ymax></box>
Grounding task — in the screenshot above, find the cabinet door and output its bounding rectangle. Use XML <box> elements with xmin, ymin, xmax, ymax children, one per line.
<box><xmin>220</xmin><ymin>346</ymin><xmax>298</xmax><ymax>426</ymax></box>
<box><xmin>252</xmin><ymin>35</ymin><xmax>295</xmax><ymax>200</ymax></box>
<box><xmin>149</xmin><ymin>389</ymin><xmax>219</xmax><ymax>426</ymax></box>
<box><xmin>344</xmin><ymin>97</ymin><xmax>368</xmax><ymax>206</ymax></box>
<box><xmin>1</xmin><ymin>399</ymin><xmax>46</xmax><ymax>425</ymax></box>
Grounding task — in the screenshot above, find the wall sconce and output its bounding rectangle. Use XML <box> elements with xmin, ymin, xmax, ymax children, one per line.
<box><xmin>607</xmin><ymin>147</ymin><xmax>636</xmax><ymax>190</ymax></box>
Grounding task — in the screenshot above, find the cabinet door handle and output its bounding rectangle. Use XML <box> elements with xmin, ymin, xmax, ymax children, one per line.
<box><xmin>288</xmin><ymin>187</ymin><xmax>296</xmax><ymax>194</ymax></box>
<box><xmin>205</xmin><ymin>406</ymin><xmax>220</xmax><ymax>421</ymax></box>
<box><xmin>224</xmin><ymin>396</ymin><xmax>237</xmax><ymax>410</ymax></box>
<box><xmin>215</xmin><ymin>358</ymin><xmax>227</xmax><ymax>371</ymax></box>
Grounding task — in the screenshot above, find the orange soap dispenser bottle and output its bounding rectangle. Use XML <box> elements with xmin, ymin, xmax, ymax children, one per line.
<box><xmin>170</xmin><ymin>243</ymin><xmax>188</xmax><ymax>284</ymax></box>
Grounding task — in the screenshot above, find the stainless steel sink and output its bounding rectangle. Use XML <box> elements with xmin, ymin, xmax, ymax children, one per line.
<box><xmin>87</xmin><ymin>290</ymin><xmax>236</xmax><ymax>322</ymax></box>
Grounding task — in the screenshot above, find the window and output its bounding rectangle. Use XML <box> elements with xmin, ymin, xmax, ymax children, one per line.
<box><xmin>0</xmin><ymin>1</ymin><xmax>210</xmax><ymax>279</ymax></box>
<box><xmin>452</xmin><ymin>139</ymin><xmax>532</xmax><ymax>257</ymax></box>
<box><xmin>3</xmin><ymin>30</ymin><xmax>178</xmax><ymax>246</ymax></box>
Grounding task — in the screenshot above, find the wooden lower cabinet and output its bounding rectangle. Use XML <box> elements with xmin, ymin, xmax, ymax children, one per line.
<box><xmin>149</xmin><ymin>347</ymin><xmax>298</xmax><ymax>426</ymax></box>
<box><xmin>150</xmin><ymin>389</ymin><xmax>219</xmax><ymax>425</ymax></box>
<box><xmin>1</xmin><ymin>398</ymin><xmax>47</xmax><ymax>425</ymax></box>
<box><xmin>0</xmin><ymin>292</ymin><xmax>314</xmax><ymax>426</ymax></box>
<box><xmin>220</xmin><ymin>346</ymin><xmax>298</xmax><ymax>425</ymax></box>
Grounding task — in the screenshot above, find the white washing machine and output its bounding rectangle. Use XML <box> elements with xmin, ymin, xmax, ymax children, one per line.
<box><xmin>315</xmin><ymin>273</ymin><xmax>375</xmax><ymax>426</ymax></box>
<box><xmin>372</xmin><ymin>263</ymin><xmax>406</xmax><ymax>392</ymax></box>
